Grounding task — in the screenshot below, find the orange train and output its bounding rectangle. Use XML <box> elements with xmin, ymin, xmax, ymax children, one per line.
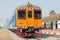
<box><xmin>16</xmin><ymin>3</ymin><xmax>42</xmax><ymax>37</ymax></box>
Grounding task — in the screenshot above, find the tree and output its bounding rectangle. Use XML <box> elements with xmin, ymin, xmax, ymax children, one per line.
<box><xmin>49</xmin><ymin>10</ymin><xmax>56</xmax><ymax>16</ymax></box>
<box><xmin>49</xmin><ymin>10</ymin><xmax>56</xmax><ymax>29</ymax></box>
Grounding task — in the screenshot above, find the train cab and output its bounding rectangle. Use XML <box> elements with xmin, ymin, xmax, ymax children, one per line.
<box><xmin>16</xmin><ymin>3</ymin><xmax>42</xmax><ymax>36</ymax></box>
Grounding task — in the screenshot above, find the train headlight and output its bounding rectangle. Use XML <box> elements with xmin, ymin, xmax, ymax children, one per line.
<box><xmin>20</xmin><ymin>29</ymin><xmax>22</xmax><ymax>32</ymax></box>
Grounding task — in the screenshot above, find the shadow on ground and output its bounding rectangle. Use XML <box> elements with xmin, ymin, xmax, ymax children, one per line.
<box><xmin>22</xmin><ymin>34</ymin><xmax>53</xmax><ymax>39</ymax></box>
<box><xmin>36</xmin><ymin>34</ymin><xmax>53</xmax><ymax>38</ymax></box>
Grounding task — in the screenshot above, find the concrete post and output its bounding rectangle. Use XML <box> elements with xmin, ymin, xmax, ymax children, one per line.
<box><xmin>51</xmin><ymin>21</ymin><xmax>53</xmax><ymax>29</ymax></box>
<box><xmin>56</xmin><ymin>21</ymin><xmax>58</xmax><ymax>29</ymax></box>
<box><xmin>44</xmin><ymin>22</ymin><xmax>46</xmax><ymax>29</ymax></box>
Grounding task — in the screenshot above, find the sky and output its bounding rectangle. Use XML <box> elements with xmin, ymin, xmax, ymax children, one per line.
<box><xmin>0</xmin><ymin>0</ymin><xmax>60</xmax><ymax>26</ymax></box>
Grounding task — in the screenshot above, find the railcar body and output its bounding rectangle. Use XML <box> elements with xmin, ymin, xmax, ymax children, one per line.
<box><xmin>16</xmin><ymin>3</ymin><xmax>42</xmax><ymax>37</ymax></box>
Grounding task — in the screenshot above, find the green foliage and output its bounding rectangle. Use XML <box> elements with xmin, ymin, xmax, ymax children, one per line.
<box><xmin>46</xmin><ymin>23</ymin><xmax>51</xmax><ymax>28</ymax></box>
<box><xmin>49</xmin><ymin>10</ymin><xmax>56</xmax><ymax>16</ymax></box>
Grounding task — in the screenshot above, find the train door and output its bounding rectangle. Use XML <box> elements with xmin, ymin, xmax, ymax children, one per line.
<box><xmin>26</xmin><ymin>8</ymin><xmax>34</xmax><ymax>27</ymax></box>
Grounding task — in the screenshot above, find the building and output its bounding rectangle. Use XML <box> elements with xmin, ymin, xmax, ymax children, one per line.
<box><xmin>42</xmin><ymin>14</ymin><xmax>60</xmax><ymax>29</ymax></box>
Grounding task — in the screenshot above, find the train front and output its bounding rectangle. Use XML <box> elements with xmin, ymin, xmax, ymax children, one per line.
<box><xmin>16</xmin><ymin>3</ymin><xmax>42</xmax><ymax>37</ymax></box>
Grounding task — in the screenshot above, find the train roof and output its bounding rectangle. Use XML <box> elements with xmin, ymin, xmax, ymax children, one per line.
<box><xmin>17</xmin><ymin>2</ymin><xmax>40</xmax><ymax>8</ymax></box>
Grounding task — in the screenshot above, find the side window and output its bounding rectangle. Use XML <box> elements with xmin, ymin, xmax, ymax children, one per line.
<box><xmin>34</xmin><ymin>10</ymin><xmax>41</xmax><ymax>19</ymax></box>
<box><xmin>18</xmin><ymin>10</ymin><xmax>26</xmax><ymax>19</ymax></box>
<box><xmin>28</xmin><ymin>11</ymin><xmax>32</xmax><ymax>18</ymax></box>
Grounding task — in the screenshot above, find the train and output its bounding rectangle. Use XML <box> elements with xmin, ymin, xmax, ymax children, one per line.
<box><xmin>16</xmin><ymin>3</ymin><xmax>42</xmax><ymax>37</ymax></box>
<box><xmin>7</xmin><ymin>3</ymin><xmax>42</xmax><ymax>37</ymax></box>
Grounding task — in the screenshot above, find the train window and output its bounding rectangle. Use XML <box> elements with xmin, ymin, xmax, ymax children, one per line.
<box><xmin>18</xmin><ymin>10</ymin><xmax>26</xmax><ymax>19</ymax></box>
<box><xmin>34</xmin><ymin>10</ymin><xmax>41</xmax><ymax>19</ymax></box>
<box><xmin>28</xmin><ymin>11</ymin><xmax>32</xmax><ymax>18</ymax></box>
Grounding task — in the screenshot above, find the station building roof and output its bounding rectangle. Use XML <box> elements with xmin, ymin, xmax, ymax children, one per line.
<box><xmin>42</xmin><ymin>14</ymin><xmax>60</xmax><ymax>22</ymax></box>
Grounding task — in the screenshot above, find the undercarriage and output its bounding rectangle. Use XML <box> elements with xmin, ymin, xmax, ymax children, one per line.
<box><xmin>17</xmin><ymin>27</ymin><xmax>40</xmax><ymax>37</ymax></box>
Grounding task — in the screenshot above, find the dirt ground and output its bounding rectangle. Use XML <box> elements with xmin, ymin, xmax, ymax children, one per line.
<box><xmin>0</xmin><ymin>29</ymin><xmax>19</xmax><ymax>40</ymax></box>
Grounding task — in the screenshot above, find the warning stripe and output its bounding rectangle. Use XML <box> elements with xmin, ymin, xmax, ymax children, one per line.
<box><xmin>39</xmin><ymin>31</ymin><xmax>60</xmax><ymax>35</ymax></box>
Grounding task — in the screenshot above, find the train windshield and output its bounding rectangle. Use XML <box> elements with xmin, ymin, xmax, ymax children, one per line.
<box><xmin>34</xmin><ymin>10</ymin><xmax>41</xmax><ymax>19</ymax></box>
<box><xmin>18</xmin><ymin>10</ymin><xmax>26</xmax><ymax>19</ymax></box>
